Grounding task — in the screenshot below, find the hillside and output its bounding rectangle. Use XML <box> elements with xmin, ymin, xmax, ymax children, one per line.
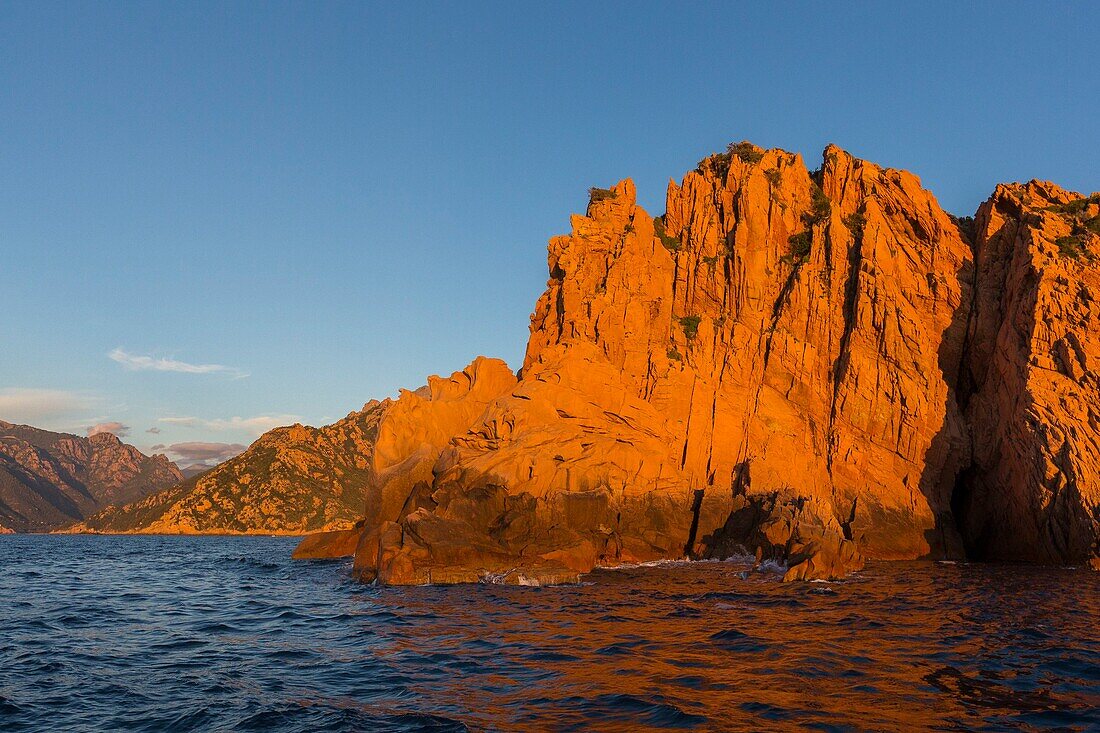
<box><xmin>75</xmin><ymin>400</ymin><xmax>392</xmax><ymax>534</ymax></box>
<box><xmin>0</xmin><ymin>421</ymin><xmax>182</xmax><ymax>532</ymax></box>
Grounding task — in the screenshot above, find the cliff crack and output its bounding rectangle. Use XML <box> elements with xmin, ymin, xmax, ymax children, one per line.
<box><xmin>827</xmin><ymin>218</ymin><xmax>865</xmax><ymax>476</ymax></box>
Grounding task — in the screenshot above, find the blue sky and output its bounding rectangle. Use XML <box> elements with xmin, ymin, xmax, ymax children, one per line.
<box><xmin>1</xmin><ymin>2</ymin><xmax>1097</xmax><ymax>464</ymax></box>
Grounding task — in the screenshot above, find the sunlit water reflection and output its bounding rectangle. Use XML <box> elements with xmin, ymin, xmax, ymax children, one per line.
<box><xmin>0</xmin><ymin>536</ymin><xmax>1096</xmax><ymax>731</ymax></box>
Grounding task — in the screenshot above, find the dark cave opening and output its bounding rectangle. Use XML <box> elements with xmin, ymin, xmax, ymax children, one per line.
<box><xmin>949</xmin><ymin>465</ymin><xmax>982</xmax><ymax>560</ymax></box>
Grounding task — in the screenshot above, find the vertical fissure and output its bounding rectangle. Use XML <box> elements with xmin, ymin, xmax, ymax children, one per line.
<box><xmin>826</xmin><ymin>220</ymin><xmax>863</xmax><ymax>477</ymax></box>
<box><xmin>684</xmin><ymin>488</ymin><xmax>706</xmax><ymax>558</ymax></box>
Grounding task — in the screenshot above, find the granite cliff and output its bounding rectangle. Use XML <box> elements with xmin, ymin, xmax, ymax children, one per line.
<box><xmin>334</xmin><ymin>143</ymin><xmax>1098</xmax><ymax>582</ymax></box>
<box><xmin>337</xmin><ymin>143</ymin><xmax>978</xmax><ymax>583</ymax></box>
<box><xmin>955</xmin><ymin>182</ymin><xmax>1099</xmax><ymax>565</ymax></box>
<box><xmin>0</xmin><ymin>421</ymin><xmax>182</xmax><ymax>532</ymax></box>
<box><xmin>81</xmin><ymin>142</ymin><xmax>1100</xmax><ymax>579</ymax></box>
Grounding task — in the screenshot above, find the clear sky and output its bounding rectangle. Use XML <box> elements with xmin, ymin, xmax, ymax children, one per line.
<box><xmin>1</xmin><ymin>2</ymin><xmax>1097</xmax><ymax>465</ymax></box>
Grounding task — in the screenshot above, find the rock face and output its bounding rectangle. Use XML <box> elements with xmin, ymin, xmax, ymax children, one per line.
<box><xmin>0</xmin><ymin>421</ymin><xmax>182</xmax><ymax>532</ymax></box>
<box><xmin>326</xmin><ymin>144</ymin><xmax>1098</xmax><ymax>582</ymax></box>
<box><xmin>953</xmin><ymin>183</ymin><xmax>1100</xmax><ymax>564</ymax></box>
<box><xmin>339</xmin><ymin>144</ymin><xmax>983</xmax><ymax>583</ymax></box>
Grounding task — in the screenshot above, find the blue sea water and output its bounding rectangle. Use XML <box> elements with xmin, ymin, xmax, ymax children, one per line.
<box><xmin>0</xmin><ymin>535</ymin><xmax>1096</xmax><ymax>732</ymax></box>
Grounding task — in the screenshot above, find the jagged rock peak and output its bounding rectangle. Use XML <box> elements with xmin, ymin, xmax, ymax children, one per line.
<box><xmin>320</xmin><ymin>141</ymin><xmax>1096</xmax><ymax>583</ymax></box>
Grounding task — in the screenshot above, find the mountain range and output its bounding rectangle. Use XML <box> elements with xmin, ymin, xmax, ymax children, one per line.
<box><xmin>0</xmin><ymin>421</ymin><xmax>182</xmax><ymax>532</ymax></box>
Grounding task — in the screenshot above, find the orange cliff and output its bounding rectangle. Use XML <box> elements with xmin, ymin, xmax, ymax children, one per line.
<box><xmin>329</xmin><ymin>144</ymin><xmax>979</xmax><ymax>583</ymax></box>
<box><xmin>317</xmin><ymin>143</ymin><xmax>1099</xmax><ymax>583</ymax></box>
<box><xmin>79</xmin><ymin>141</ymin><xmax>1100</xmax><ymax>580</ymax></box>
<box><xmin>955</xmin><ymin>181</ymin><xmax>1100</xmax><ymax>566</ymax></box>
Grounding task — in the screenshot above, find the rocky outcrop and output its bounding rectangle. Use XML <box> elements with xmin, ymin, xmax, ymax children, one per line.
<box><xmin>323</xmin><ymin>144</ymin><xmax>1097</xmax><ymax>582</ymax></box>
<box><xmin>303</xmin><ymin>143</ymin><xmax>992</xmax><ymax>583</ymax></box>
<box><xmin>291</xmin><ymin>520</ymin><xmax>365</xmax><ymax>559</ymax></box>
<box><xmin>953</xmin><ymin>183</ymin><xmax>1099</xmax><ymax>564</ymax></box>
<box><xmin>518</xmin><ymin>146</ymin><xmax>973</xmax><ymax>566</ymax></box>
<box><xmin>702</xmin><ymin>491</ymin><xmax>865</xmax><ymax>581</ymax></box>
<box><xmin>79</xmin><ymin>140</ymin><xmax>1100</xmax><ymax>579</ymax></box>
<box><xmin>0</xmin><ymin>421</ymin><xmax>182</xmax><ymax>532</ymax></box>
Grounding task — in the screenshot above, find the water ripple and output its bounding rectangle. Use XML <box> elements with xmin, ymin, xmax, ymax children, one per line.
<box><xmin>0</xmin><ymin>536</ymin><xmax>1097</xmax><ymax>732</ymax></box>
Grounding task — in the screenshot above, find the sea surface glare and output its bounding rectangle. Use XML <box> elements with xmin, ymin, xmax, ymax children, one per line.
<box><xmin>0</xmin><ymin>536</ymin><xmax>1097</xmax><ymax>732</ymax></box>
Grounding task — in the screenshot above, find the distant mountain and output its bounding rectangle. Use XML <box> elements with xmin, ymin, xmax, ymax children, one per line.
<box><xmin>179</xmin><ymin>464</ymin><xmax>212</xmax><ymax>480</ymax></box>
<box><xmin>0</xmin><ymin>420</ymin><xmax>183</xmax><ymax>532</ymax></box>
<box><xmin>75</xmin><ymin>400</ymin><xmax>392</xmax><ymax>534</ymax></box>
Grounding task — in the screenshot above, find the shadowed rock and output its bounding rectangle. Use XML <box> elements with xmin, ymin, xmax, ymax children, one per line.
<box><xmin>952</xmin><ymin>182</ymin><xmax>1100</xmax><ymax>564</ymax></box>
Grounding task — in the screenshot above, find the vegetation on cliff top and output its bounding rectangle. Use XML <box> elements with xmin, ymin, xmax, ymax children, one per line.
<box><xmin>588</xmin><ymin>187</ymin><xmax>617</xmax><ymax>204</ymax></box>
<box><xmin>696</xmin><ymin>141</ymin><xmax>764</xmax><ymax>179</ymax></box>
<box><xmin>654</xmin><ymin>216</ymin><xmax>682</xmax><ymax>252</ymax></box>
<box><xmin>1046</xmin><ymin>193</ymin><xmax>1099</xmax><ymax>261</ymax></box>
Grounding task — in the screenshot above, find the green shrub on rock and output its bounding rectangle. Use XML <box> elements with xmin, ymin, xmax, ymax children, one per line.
<box><xmin>679</xmin><ymin>315</ymin><xmax>702</xmax><ymax>339</ymax></box>
<box><xmin>588</xmin><ymin>187</ymin><xmax>617</xmax><ymax>204</ymax></box>
<box><xmin>654</xmin><ymin>216</ymin><xmax>682</xmax><ymax>252</ymax></box>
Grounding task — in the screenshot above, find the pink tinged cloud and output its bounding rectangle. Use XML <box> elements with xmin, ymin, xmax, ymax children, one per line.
<box><xmin>163</xmin><ymin>441</ymin><xmax>247</xmax><ymax>466</ymax></box>
<box><xmin>157</xmin><ymin>414</ymin><xmax>301</xmax><ymax>436</ymax></box>
<box><xmin>87</xmin><ymin>421</ymin><xmax>130</xmax><ymax>438</ymax></box>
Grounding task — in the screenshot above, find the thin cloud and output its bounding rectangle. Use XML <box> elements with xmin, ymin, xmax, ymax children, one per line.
<box><xmin>146</xmin><ymin>427</ymin><xmax>161</xmax><ymax>434</ymax></box>
<box><xmin>158</xmin><ymin>414</ymin><xmax>301</xmax><ymax>436</ymax></box>
<box><xmin>164</xmin><ymin>441</ymin><xmax>247</xmax><ymax>466</ymax></box>
<box><xmin>108</xmin><ymin>348</ymin><xmax>248</xmax><ymax>379</ymax></box>
<box><xmin>0</xmin><ymin>388</ymin><xmax>99</xmax><ymax>423</ymax></box>
<box><xmin>87</xmin><ymin>421</ymin><xmax>130</xmax><ymax>438</ymax></box>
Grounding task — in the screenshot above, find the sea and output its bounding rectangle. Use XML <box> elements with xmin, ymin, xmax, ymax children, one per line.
<box><xmin>0</xmin><ymin>535</ymin><xmax>1096</xmax><ymax>732</ymax></box>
